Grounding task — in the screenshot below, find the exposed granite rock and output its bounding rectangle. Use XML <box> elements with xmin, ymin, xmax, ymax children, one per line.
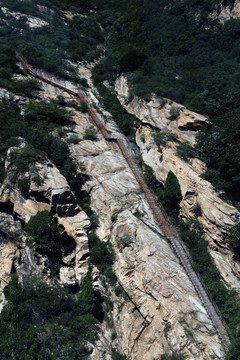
<box><xmin>1</xmin><ymin>160</ymin><xmax>81</xmax><ymax>220</ymax></box>
<box><xmin>0</xmin><ymin>212</ymin><xmax>21</xmax><ymax>311</ymax></box>
<box><xmin>209</xmin><ymin>1</ymin><xmax>240</xmax><ymax>23</ymax></box>
<box><xmin>115</xmin><ymin>75</ymin><xmax>240</xmax><ymax>292</ymax></box>
<box><xmin>0</xmin><ymin>65</ymin><xmax>226</xmax><ymax>358</ymax></box>
<box><xmin>115</xmin><ymin>75</ymin><xmax>207</xmax><ymax>145</ymax></box>
<box><xmin>58</xmin><ymin>212</ymin><xmax>90</xmax><ymax>284</ymax></box>
<box><xmin>1</xmin><ymin>7</ymin><xmax>49</xmax><ymax>28</ymax></box>
<box><xmin>67</xmin><ymin>115</ymin><xmax>223</xmax><ymax>359</ymax></box>
<box><xmin>0</xmin><ymin>241</ymin><xmax>18</xmax><ymax>312</ymax></box>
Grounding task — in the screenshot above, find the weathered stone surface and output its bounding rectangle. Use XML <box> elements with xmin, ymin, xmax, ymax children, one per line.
<box><xmin>0</xmin><ymin>241</ymin><xmax>18</xmax><ymax>312</ymax></box>
<box><xmin>115</xmin><ymin>75</ymin><xmax>240</xmax><ymax>292</ymax></box>
<box><xmin>0</xmin><ymin>65</ymin><xmax>226</xmax><ymax>359</ymax></box>
<box><xmin>209</xmin><ymin>1</ymin><xmax>240</xmax><ymax>23</ymax></box>
<box><xmin>0</xmin><ymin>213</ymin><xmax>22</xmax><ymax>311</ymax></box>
<box><xmin>67</xmin><ymin>113</ymin><xmax>223</xmax><ymax>358</ymax></box>
<box><xmin>115</xmin><ymin>75</ymin><xmax>207</xmax><ymax>145</ymax></box>
<box><xmin>58</xmin><ymin>211</ymin><xmax>90</xmax><ymax>284</ymax></box>
<box><xmin>1</xmin><ymin>7</ymin><xmax>49</xmax><ymax>28</ymax></box>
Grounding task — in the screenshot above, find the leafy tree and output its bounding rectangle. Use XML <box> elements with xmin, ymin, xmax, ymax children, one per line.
<box><xmin>25</xmin><ymin>210</ymin><xmax>62</xmax><ymax>254</ymax></box>
<box><xmin>160</xmin><ymin>171</ymin><xmax>182</xmax><ymax>216</ymax></box>
<box><xmin>0</xmin><ymin>274</ymin><xmax>96</xmax><ymax>359</ymax></box>
<box><xmin>227</xmin><ymin>222</ymin><xmax>240</xmax><ymax>260</ymax></box>
<box><xmin>24</xmin><ymin>101</ymin><xmax>72</xmax><ymax>130</ymax></box>
<box><xmin>78</xmin><ymin>271</ymin><xmax>98</xmax><ymax>315</ymax></box>
<box><xmin>88</xmin><ymin>233</ymin><xmax>116</xmax><ymax>283</ymax></box>
<box><xmin>8</xmin><ymin>145</ymin><xmax>44</xmax><ymax>183</ymax></box>
<box><xmin>83</xmin><ymin>126</ymin><xmax>98</xmax><ymax>140</ymax></box>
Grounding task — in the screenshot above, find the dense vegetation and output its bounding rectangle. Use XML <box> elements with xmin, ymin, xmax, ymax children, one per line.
<box><xmin>0</xmin><ymin>0</ymin><xmax>104</xmax><ymax>81</ymax></box>
<box><xmin>0</xmin><ymin>0</ymin><xmax>240</xmax><ymax>359</ymax></box>
<box><xmin>178</xmin><ymin>219</ymin><xmax>240</xmax><ymax>359</ymax></box>
<box><xmin>90</xmin><ymin>0</ymin><xmax>240</xmax><ymax>203</ymax></box>
<box><xmin>0</xmin><ymin>274</ymin><xmax>98</xmax><ymax>359</ymax></box>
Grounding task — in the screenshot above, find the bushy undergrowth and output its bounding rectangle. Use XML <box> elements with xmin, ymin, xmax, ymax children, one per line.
<box><xmin>0</xmin><ymin>274</ymin><xmax>98</xmax><ymax>359</ymax></box>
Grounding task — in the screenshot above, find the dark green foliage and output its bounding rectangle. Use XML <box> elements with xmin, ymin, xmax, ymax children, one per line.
<box><xmin>89</xmin><ymin>0</ymin><xmax>240</xmax><ymax>201</ymax></box>
<box><xmin>111</xmin><ymin>214</ymin><xmax>117</xmax><ymax>222</ymax></box>
<box><xmin>160</xmin><ymin>171</ymin><xmax>182</xmax><ymax>217</ymax></box>
<box><xmin>112</xmin><ymin>349</ymin><xmax>128</xmax><ymax>360</ymax></box>
<box><xmin>114</xmin><ymin>285</ymin><xmax>125</xmax><ymax>297</ymax></box>
<box><xmin>88</xmin><ymin>233</ymin><xmax>116</xmax><ymax>283</ymax></box>
<box><xmin>177</xmin><ymin>142</ymin><xmax>198</xmax><ymax>161</ymax></box>
<box><xmin>133</xmin><ymin>209</ymin><xmax>143</xmax><ymax>218</ymax></box>
<box><xmin>78</xmin><ymin>271</ymin><xmax>98</xmax><ymax>315</ymax></box>
<box><xmin>7</xmin><ymin>79</ymin><xmax>40</xmax><ymax>98</ymax></box>
<box><xmin>8</xmin><ymin>145</ymin><xmax>44</xmax><ymax>183</ymax></box>
<box><xmin>119</xmin><ymin>46</ymin><xmax>146</xmax><ymax>72</ymax></box>
<box><xmin>0</xmin><ymin>98</ymin><xmax>76</xmax><ymax>184</ymax></box>
<box><xmin>25</xmin><ymin>210</ymin><xmax>62</xmax><ymax>254</ymax></box>
<box><xmin>178</xmin><ymin>219</ymin><xmax>240</xmax><ymax>348</ymax></box>
<box><xmin>169</xmin><ymin>107</ymin><xmax>180</xmax><ymax>120</ymax></box>
<box><xmin>227</xmin><ymin>222</ymin><xmax>240</xmax><ymax>260</ymax></box>
<box><xmin>196</xmin><ymin>109</ymin><xmax>240</xmax><ymax>201</ymax></box>
<box><xmin>91</xmin><ymin>70</ymin><xmax>137</xmax><ymax>139</ymax></box>
<box><xmin>69</xmin><ymin>15</ymin><xmax>104</xmax><ymax>62</ymax></box>
<box><xmin>0</xmin><ymin>274</ymin><xmax>96</xmax><ymax>360</ymax></box>
<box><xmin>153</xmin><ymin>132</ymin><xmax>167</xmax><ymax>149</ymax></box>
<box><xmin>116</xmin><ymin>236</ymin><xmax>131</xmax><ymax>250</ymax></box>
<box><xmin>24</xmin><ymin>101</ymin><xmax>72</xmax><ymax>130</ymax></box>
<box><xmin>83</xmin><ymin>126</ymin><xmax>98</xmax><ymax>140</ymax></box>
<box><xmin>161</xmin><ymin>354</ymin><xmax>185</xmax><ymax>360</ymax></box>
<box><xmin>17</xmin><ymin>177</ymin><xmax>29</xmax><ymax>195</ymax></box>
<box><xmin>79</xmin><ymin>102</ymin><xmax>88</xmax><ymax>113</ymax></box>
<box><xmin>192</xmin><ymin>203</ymin><xmax>202</xmax><ymax>217</ymax></box>
<box><xmin>143</xmin><ymin>165</ymin><xmax>161</xmax><ymax>193</ymax></box>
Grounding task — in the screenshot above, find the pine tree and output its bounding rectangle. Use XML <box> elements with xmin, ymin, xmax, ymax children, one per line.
<box><xmin>162</xmin><ymin>170</ymin><xmax>182</xmax><ymax>217</ymax></box>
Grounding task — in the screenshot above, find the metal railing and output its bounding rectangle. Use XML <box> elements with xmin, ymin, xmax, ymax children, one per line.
<box><xmin>16</xmin><ymin>54</ymin><xmax>230</xmax><ymax>349</ymax></box>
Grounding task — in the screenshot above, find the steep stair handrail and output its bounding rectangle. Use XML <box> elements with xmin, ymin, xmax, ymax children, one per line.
<box><xmin>16</xmin><ymin>53</ymin><xmax>230</xmax><ymax>349</ymax></box>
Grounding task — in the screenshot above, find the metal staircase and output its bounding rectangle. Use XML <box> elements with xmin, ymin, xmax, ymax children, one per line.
<box><xmin>16</xmin><ymin>54</ymin><xmax>230</xmax><ymax>349</ymax></box>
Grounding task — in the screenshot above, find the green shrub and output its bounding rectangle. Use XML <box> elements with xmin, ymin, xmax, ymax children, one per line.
<box><xmin>78</xmin><ymin>271</ymin><xmax>98</xmax><ymax>315</ymax></box>
<box><xmin>79</xmin><ymin>102</ymin><xmax>88</xmax><ymax>113</ymax></box>
<box><xmin>112</xmin><ymin>348</ymin><xmax>128</xmax><ymax>360</ymax></box>
<box><xmin>177</xmin><ymin>142</ymin><xmax>197</xmax><ymax>161</ymax></box>
<box><xmin>83</xmin><ymin>126</ymin><xmax>98</xmax><ymax>140</ymax></box>
<box><xmin>9</xmin><ymin>79</ymin><xmax>40</xmax><ymax>98</ymax></box>
<box><xmin>163</xmin><ymin>321</ymin><xmax>171</xmax><ymax>335</ymax></box>
<box><xmin>161</xmin><ymin>354</ymin><xmax>185</xmax><ymax>360</ymax></box>
<box><xmin>140</xmin><ymin>134</ymin><xmax>145</xmax><ymax>143</ymax></box>
<box><xmin>25</xmin><ymin>210</ymin><xmax>63</xmax><ymax>254</ymax></box>
<box><xmin>0</xmin><ymin>274</ymin><xmax>96</xmax><ymax>359</ymax></box>
<box><xmin>153</xmin><ymin>132</ymin><xmax>167</xmax><ymax>149</ymax></box>
<box><xmin>8</xmin><ymin>145</ymin><xmax>44</xmax><ymax>183</ymax></box>
<box><xmin>192</xmin><ymin>203</ymin><xmax>202</xmax><ymax>217</ymax></box>
<box><xmin>116</xmin><ymin>236</ymin><xmax>131</xmax><ymax>250</ymax></box>
<box><xmin>67</xmin><ymin>134</ymin><xmax>81</xmax><ymax>144</ymax></box>
<box><xmin>111</xmin><ymin>214</ymin><xmax>117</xmax><ymax>222</ymax></box>
<box><xmin>88</xmin><ymin>233</ymin><xmax>116</xmax><ymax>283</ymax></box>
<box><xmin>227</xmin><ymin>222</ymin><xmax>240</xmax><ymax>260</ymax></box>
<box><xmin>160</xmin><ymin>170</ymin><xmax>182</xmax><ymax>217</ymax></box>
<box><xmin>169</xmin><ymin>106</ymin><xmax>180</xmax><ymax>120</ymax></box>
<box><xmin>133</xmin><ymin>209</ymin><xmax>143</xmax><ymax>218</ymax></box>
<box><xmin>114</xmin><ymin>285</ymin><xmax>126</xmax><ymax>298</ymax></box>
<box><xmin>17</xmin><ymin>177</ymin><xmax>29</xmax><ymax>195</ymax></box>
<box><xmin>24</xmin><ymin>101</ymin><xmax>72</xmax><ymax>130</ymax></box>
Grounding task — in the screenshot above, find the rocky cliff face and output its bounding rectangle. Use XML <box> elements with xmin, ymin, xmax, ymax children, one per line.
<box><xmin>70</xmin><ymin>106</ymin><xmax>222</xmax><ymax>360</ymax></box>
<box><xmin>0</xmin><ymin>65</ymin><xmax>227</xmax><ymax>359</ymax></box>
<box><xmin>115</xmin><ymin>75</ymin><xmax>240</xmax><ymax>291</ymax></box>
<box><xmin>209</xmin><ymin>0</ymin><xmax>240</xmax><ymax>23</ymax></box>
